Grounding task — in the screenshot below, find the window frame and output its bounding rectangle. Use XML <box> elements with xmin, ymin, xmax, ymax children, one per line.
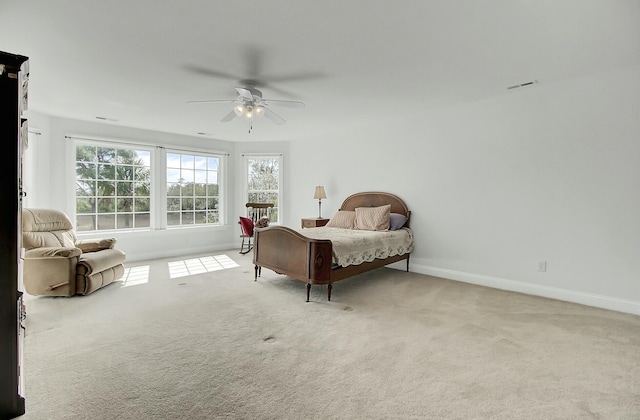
<box><xmin>165</xmin><ymin>148</ymin><xmax>224</xmax><ymax>229</ymax></box>
<box><xmin>70</xmin><ymin>137</ymin><xmax>227</xmax><ymax>233</ymax></box>
<box><xmin>243</xmin><ymin>153</ymin><xmax>283</xmax><ymax>224</ymax></box>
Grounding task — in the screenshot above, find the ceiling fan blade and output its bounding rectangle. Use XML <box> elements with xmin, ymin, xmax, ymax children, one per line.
<box><xmin>262</xmin><ymin>71</ymin><xmax>325</xmax><ymax>84</ymax></box>
<box><xmin>235</xmin><ymin>87</ymin><xmax>254</xmax><ymax>101</ymax></box>
<box><xmin>264</xmin><ymin>108</ymin><xmax>286</xmax><ymax>125</ymax></box>
<box><xmin>187</xmin><ymin>99</ymin><xmax>236</xmax><ymax>104</ymax></box>
<box><xmin>221</xmin><ymin>110</ymin><xmax>237</xmax><ymax>123</ymax></box>
<box><xmin>264</xmin><ymin>99</ymin><xmax>305</xmax><ymax>108</ymax></box>
<box><xmin>184</xmin><ymin>65</ymin><xmax>238</xmax><ymax>81</ymax></box>
<box><xmin>243</xmin><ymin>45</ymin><xmax>262</xmax><ymax>80</ymax></box>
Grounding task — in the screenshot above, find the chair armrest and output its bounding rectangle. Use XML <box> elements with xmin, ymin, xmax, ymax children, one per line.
<box><xmin>23</xmin><ymin>247</ymin><xmax>81</xmax><ymax>296</ymax></box>
<box><xmin>77</xmin><ymin>248</ymin><xmax>126</xmax><ymax>275</ymax></box>
<box><xmin>75</xmin><ymin>238</ymin><xmax>117</xmax><ymax>253</ymax></box>
<box><xmin>24</xmin><ymin>247</ymin><xmax>82</xmax><ymax>259</ymax></box>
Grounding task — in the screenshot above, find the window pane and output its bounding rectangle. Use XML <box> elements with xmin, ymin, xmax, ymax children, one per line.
<box><xmin>117</xmin><ymin>197</ymin><xmax>133</xmax><ymax>212</ymax></box>
<box><xmin>77</xmin><ymin>162</ymin><xmax>96</xmax><ymax>179</ymax></box>
<box><xmin>98</xmin><ymin>181</ymin><xmax>115</xmax><ymax>196</ymax></box>
<box><xmin>194</xmin><ymin>211</ymin><xmax>207</xmax><ymax>224</ymax></box>
<box><xmin>167</xmin><ymin>212</ymin><xmax>181</xmax><ymax>226</ymax></box>
<box><xmin>76</xmin><ymin>215</ymin><xmax>95</xmax><ymax>231</ymax></box>
<box><xmin>194</xmin><ymin>198</ymin><xmax>206</xmax><ymax>210</ymax></box>
<box><xmin>98</xmin><ymin>163</ymin><xmax>115</xmax><ymax>179</ymax></box>
<box><xmin>77</xmin><ymin>198</ymin><xmax>95</xmax><ymax>213</ymax></box>
<box><xmin>181</xmin><ymin>169</ymin><xmax>194</xmax><ymax>183</ymax></box>
<box><xmin>195</xmin><ymin>156</ymin><xmax>207</xmax><ymax>170</ymax></box>
<box><xmin>206</xmin><ymin>211</ymin><xmax>219</xmax><ymax>223</ymax></box>
<box><xmin>181</xmin><ymin>155</ymin><xmax>194</xmax><ymax>168</ymax></box>
<box><xmin>75</xmin><ymin>142</ymin><xmax>152</xmax><ymax>232</ymax></box>
<box><xmin>195</xmin><ymin>169</ymin><xmax>207</xmax><ymax>183</ymax></box>
<box><xmin>117</xmin><ymin>165</ymin><xmax>134</xmax><ymax>180</ymax></box>
<box><xmin>98</xmin><ymin>198</ymin><xmax>115</xmax><ymax>213</ymax></box>
<box><xmin>167</xmin><ymin>168</ymin><xmax>180</xmax><ymax>183</ymax></box>
<box><xmin>117</xmin><ymin>214</ymin><xmax>134</xmax><ymax>229</ymax></box>
<box><xmin>167</xmin><ymin>197</ymin><xmax>180</xmax><ymax>211</ymax></box>
<box><xmin>97</xmin><ymin>148</ymin><xmax>117</xmax><ymax>163</ymax></box>
<box><xmin>182</xmin><ymin>212</ymin><xmax>194</xmax><ymax>224</ymax></box>
<box><xmin>76</xmin><ymin>145</ymin><xmax>96</xmax><ymax>162</ymax></box>
<box><xmin>117</xmin><ymin>181</ymin><xmax>133</xmax><ymax>197</ymax></box>
<box><xmin>182</xmin><ymin>183</ymin><xmax>194</xmax><ymax>196</ymax></box>
<box><xmin>182</xmin><ymin>197</ymin><xmax>193</xmax><ymax>211</ymax></box>
<box><xmin>76</xmin><ymin>180</ymin><xmax>95</xmax><ymax>197</ymax></box>
<box><xmin>135</xmin><ymin>198</ymin><xmax>150</xmax><ymax>212</ymax></box>
<box><xmin>97</xmin><ymin>214</ymin><xmax>115</xmax><ymax>230</ymax></box>
<box><xmin>135</xmin><ymin>213</ymin><xmax>150</xmax><ymax>228</ymax></box>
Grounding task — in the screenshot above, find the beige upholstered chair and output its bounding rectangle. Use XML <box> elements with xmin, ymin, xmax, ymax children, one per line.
<box><xmin>22</xmin><ymin>209</ymin><xmax>126</xmax><ymax>296</ymax></box>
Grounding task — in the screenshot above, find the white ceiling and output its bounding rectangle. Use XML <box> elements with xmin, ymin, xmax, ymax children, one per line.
<box><xmin>2</xmin><ymin>0</ymin><xmax>639</xmax><ymax>142</ymax></box>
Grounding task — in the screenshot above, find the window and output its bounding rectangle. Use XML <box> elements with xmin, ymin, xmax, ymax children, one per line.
<box><xmin>245</xmin><ymin>154</ymin><xmax>282</xmax><ymax>223</ymax></box>
<box><xmin>75</xmin><ymin>144</ymin><xmax>151</xmax><ymax>231</ymax></box>
<box><xmin>166</xmin><ymin>151</ymin><xmax>220</xmax><ymax>227</ymax></box>
<box><xmin>74</xmin><ymin>139</ymin><xmax>226</xmax><ymax>232</ymax></box>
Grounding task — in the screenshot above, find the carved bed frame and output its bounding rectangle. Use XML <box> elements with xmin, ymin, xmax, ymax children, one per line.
<box><xmin>253</xmin><ymin>192</ymin><xmax>411</xmax><ymax>302</ymax></box>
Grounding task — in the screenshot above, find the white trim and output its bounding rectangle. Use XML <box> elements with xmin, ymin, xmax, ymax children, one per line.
<box><xmin>397</xmin><ymin>261</ymin><xmax>640</xmax><ymax>316</ymax></box>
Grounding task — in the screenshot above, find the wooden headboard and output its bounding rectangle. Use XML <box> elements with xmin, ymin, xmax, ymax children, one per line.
<box><xmin>340</xmin><ymin>192</ymin><xmax>411</xmax><ymax>226</ymax></box>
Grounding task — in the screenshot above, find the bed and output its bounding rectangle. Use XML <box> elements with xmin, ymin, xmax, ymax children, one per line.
<box><xmin>252</xmin><ymin>192</ymin><xmax>413</xmax><ymax>301</ymax></box>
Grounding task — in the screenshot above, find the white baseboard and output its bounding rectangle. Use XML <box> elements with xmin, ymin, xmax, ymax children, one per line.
<box><xmin>394</xmin><ymin>262</ymin><xmax>640</xmax><ymax>316</ymax></box>
<box><xmin>125</xmin><ymin>243</ymin><xmax>239</xmax><ymax>263</ymax></box>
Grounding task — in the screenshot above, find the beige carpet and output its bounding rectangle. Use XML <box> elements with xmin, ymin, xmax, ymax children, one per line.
<box><xmin>20</xmin><ymin>251</ymin><xmax>640</xmax><ymax>419</ymax></box>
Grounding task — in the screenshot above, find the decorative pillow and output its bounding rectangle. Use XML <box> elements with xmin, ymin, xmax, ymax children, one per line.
<box><xmin>354</xmin><ymin>205</ymin><xmax>391</xmax><ymax>231</ymax></box>
<box><xmin>255</xmin><ymin>216</ymin><xmax>270</xmax><ymax>228</ymax></box>
<box><xmin>326</xmin><ymin>211</ymin><xmax>356</xmax><ymax>229</ymax></box>
<box><xmin>389</xmin><ymin>213</ymin><xmax>408</xmax><ymax>231</ymax></box>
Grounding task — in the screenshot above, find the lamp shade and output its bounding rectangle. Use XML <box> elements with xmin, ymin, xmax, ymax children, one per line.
<box><xmin>313</xmin><ymin>186</ymin><xmax>327</xmax><ymax>200</ymax></box>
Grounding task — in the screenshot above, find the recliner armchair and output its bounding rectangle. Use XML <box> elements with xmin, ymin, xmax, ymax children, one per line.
<box><xmin>22</xmin><ymin>208</ymin><xmax>126</xmax><ymax>296</ymax></box>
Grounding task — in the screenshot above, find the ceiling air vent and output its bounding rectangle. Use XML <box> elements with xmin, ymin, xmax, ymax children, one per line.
<box><xmin>507</xmin><ymin>80</ymin><xmax>538</xmax><ymax>90</ymax></box>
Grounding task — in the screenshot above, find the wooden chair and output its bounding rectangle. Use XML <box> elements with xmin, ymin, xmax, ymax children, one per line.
<box><xmin>239</xmin><ymin>202</ymin><xmax>274</xmax><ymax>254</ymax></box>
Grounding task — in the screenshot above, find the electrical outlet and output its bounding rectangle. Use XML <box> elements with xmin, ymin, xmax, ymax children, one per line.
<box><xmin>537</xmin><ymin>261</ymin><xmax>547</xmax><ymax>272</ymax></box>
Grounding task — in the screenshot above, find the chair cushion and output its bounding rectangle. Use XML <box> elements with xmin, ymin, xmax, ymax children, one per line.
<box><xmin>22</xmin><ymin>208</ymin><xmax>77</xmax><ymax>250</ymax></box>
<box><xmin>239</xmin><ymin>216</ymin><xmax>254</xmax><ymax>236</ymax></box>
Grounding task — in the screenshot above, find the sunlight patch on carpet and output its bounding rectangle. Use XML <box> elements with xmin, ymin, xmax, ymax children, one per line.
<box><xmin>121</xmin><ymin>265</ymin><xmax>150</xmax><ymax>287</ymax></box>
<box><xmin>168</xmin><ymin>255</ymin><xmax>240</xmax><ymax>278</ymax></box>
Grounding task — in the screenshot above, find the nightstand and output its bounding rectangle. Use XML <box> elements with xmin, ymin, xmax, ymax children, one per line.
<box><xmin>301</xmin><ymin>218</ymin><xmax>329</xmax><ymax>228</ymax></box>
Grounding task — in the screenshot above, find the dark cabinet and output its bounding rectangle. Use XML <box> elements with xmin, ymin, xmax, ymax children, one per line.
<box><xmin>0</xmin><ymin>50</ymin><xmax>28</xmax><ymax>419</ymax></box>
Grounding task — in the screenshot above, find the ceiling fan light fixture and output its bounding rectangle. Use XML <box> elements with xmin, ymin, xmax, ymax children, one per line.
<box><xmin>254</xmin><ymin>105</ymin><xmax>265</xmax><ymax>117</ymax></box>
<box><xmin>233</xmin><ymin>105</ymin><xmax>246</xmax><ymax>116</ymax></box>
<box><xmin>244</xmin><ymin>107</ymin><xmax>254</xmax><ymax>120</ymax></box>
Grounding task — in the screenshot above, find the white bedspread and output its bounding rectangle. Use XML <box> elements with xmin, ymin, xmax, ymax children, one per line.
<box><xmin>296</xmin><ymin>226</ymin><xmax>414</xmax><ymax>267</ymax></box>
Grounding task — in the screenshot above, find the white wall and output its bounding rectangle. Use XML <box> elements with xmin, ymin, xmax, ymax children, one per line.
<box><xmin>289</xmin><ymin>64</ymin><xmax>640</xmax><ymax>315</ymax></box>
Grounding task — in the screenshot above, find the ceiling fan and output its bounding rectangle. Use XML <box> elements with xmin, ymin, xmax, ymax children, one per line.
<box><xmin>187</xmin><ymin>85</ymin><xmax>305</xmax><ymax>130</ymax></box>
<box><xmin>185</xmin><ymin>46</ymin><xmax>322</xmax><ymax>132</ymax></box>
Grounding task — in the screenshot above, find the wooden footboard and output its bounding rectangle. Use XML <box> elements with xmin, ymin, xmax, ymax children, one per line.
<box><xmin>253</xmin><ymin>226</ymin><xmax>333</xmax><ymax>285</ymax></box>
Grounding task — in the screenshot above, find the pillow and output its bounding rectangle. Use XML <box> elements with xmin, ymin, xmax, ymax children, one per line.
<box><xmin>255</xmin><ymin>216</ymin><xmax>270</xmax><ymax>228</ymax></box>
<box><xmin>326</xmin><ymin>211</ymin><xmax>356</xmax><ymax>229</ymax></box>
<box><xmin>389</xmin><ymin>213</ymin><xmax>408</xmax><ymax>231</ymax></box>
<box><xmin>354</xmin><ymin>204</ymin><xmax>391</xmax><ymax>231</ymax></box>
